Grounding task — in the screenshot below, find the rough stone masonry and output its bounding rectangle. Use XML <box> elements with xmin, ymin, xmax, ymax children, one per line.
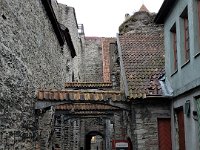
<box><xmin>0</xmin><ymin>0</ymin><xmax>81</xmax><ymax>149</ymax></box>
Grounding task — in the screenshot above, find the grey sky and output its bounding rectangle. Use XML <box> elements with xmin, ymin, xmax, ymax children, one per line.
<box><xmin>57</xmin><ymin>0</ymin><xmax>164</xmax><ymax>37</ymax></box>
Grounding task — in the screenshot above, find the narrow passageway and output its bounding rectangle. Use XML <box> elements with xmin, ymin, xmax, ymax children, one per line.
<box><xmin>85</xmin><ymin>131</ymin><xmax>104</xmax><ymax>150</ymax></box>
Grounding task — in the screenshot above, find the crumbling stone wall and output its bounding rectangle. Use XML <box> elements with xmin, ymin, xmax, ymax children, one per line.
<box><xmin>0</xmin><ymin>0</ymin><xmax>73</xmax><ymax>149</ymax></box>
<box><xmin>109</xmin><ymin>41</ymin><xmax>121</xmax><ymax>90</ymax></box>
<box><xmin>119</xmin><ymin>12</ymin><xmax>163</xmax><ymax>34</ymax></box>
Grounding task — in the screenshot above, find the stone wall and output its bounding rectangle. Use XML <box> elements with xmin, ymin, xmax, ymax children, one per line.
<box><xmin>119</xmin><ymin>12</ymin><xmax>163</xmax><ymax>34</ymax></box>
<box><xmin>83</xmin><ymin>37</ymin><xmax>103</xmax><ymax>82</ymax></box>
<box><xmin>57</xmin><ymin>4</ymin><xmax>83</xmax><ymax>82</ymax></box>
<box><xmin>109</xmin><ymin>41</ymin><xmax>121</xmax><ymax>90</ymax></box>
<box><xmin>131</xmin><ymin>100</ymin><xmax>171</xmax><ymax>150</ymax></box>
<box><xmin>36</xmin><ymin>107</ymin><xmax>55</xmax><ymax>150</ymax></box>
<box><xmin>0</xmin><ymin>0</ymin><xmax>73</xmax><ymax>149</ymax></box>
<box><xmin>54</xmin><ymin>115</ymin><xmax>81</xmax><ymax>150</ymax></box>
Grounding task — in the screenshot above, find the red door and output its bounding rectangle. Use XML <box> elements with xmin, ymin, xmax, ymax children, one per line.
<box><xmin>158</xmin><ymin>118</ymin><xmax>172</xmax><ymax>150</ymax></box>
<box><xmin>176</xmin><ymin>108</ymin><xmax>186</xmax><ymax>150</ymax></box>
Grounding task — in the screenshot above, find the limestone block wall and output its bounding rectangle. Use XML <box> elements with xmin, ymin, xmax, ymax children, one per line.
<box><xmin>132</xmin><ymin>101</ymin><xmax>171</xmax><ymax>150</ymax></box>
<box><xmin>83</xmin><ymin>37</ymin><xmax>103</xmax><ymax>82</ymax></box>
<box><xmin>0</xmin><ymin>0</ymin><xmax>72</xmax><ymax>149</ymax></box>
<box><xmin>54</xmin><ymin>115</ymin><xmax>81</xmax><ymax>150</ymax></box>
<box><xmin>36</xmin><ymin>107</ymin><xmax>55</xmax><ymax>150</ymax></box>
<box><xmin>58</xmin><ymin>4</ymin><xmax>83</xmax><ymax>82</ymax></box>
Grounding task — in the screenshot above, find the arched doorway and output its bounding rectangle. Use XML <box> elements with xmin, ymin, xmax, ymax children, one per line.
<box><xmin>127</xmin><ymin>137</ymin><xmax>133</xmax><ymax>150</ymax></box>
<box><xmin>85</xmin><ymin>131</ymin><xmax>104</xmax><ymax>150</ymax></box>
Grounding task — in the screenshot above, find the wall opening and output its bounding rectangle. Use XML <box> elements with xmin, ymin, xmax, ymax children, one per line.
<box><xmin>85</xmin><ymin>131</ymin><xmax>104</xmax><ymax>150</ymax></box>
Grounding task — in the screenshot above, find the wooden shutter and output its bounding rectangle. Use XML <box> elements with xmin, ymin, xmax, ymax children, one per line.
<box><xmin>158</xmin><ymin>118</ymin><xmax>172</xmax><ymax>150</ymax></box>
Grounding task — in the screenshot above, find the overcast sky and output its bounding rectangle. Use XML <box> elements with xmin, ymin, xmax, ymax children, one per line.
<box><xmin>57</xmin><ymin>0</ymin><xmax>164</xmax><ymax>37</ymax></box>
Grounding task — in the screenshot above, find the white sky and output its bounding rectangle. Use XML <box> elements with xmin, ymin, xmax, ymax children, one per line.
<box><xmin>57</xmin><ymin>0</ymin><xmax>164</xmax><ymax>37</ymax></box>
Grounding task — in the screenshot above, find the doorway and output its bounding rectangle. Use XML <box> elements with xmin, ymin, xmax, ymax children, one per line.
<box><xmin>85</xmin><ymin>131</ymin><xmax>104</xmax><ymax>150</ymax></box>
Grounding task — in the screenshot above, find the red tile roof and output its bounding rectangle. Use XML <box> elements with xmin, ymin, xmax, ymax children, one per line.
<box><xmin>37</xmin><ymin>89</ymin><xmax>123</xmax><ymax>101</ymax></box>
<box><xmin>65</xmin><ymin>82</ymin><xmax>112</xmax><ymax>89</ymax></box>
<box><xmin>118</xmin><ymin>32</ymin><xmax>165</xmax><ymax>99</ymax></box>
<box><xmin>56</xmin><ymin>103</ymin><xmax>119</xmax><ymax>111</ymax></box>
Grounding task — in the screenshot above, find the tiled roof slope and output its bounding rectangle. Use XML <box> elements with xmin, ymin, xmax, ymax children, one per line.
<box><xmin>119</xmin><ymin>32</ymin><xmax>164</xmax><ymax>99</ymax></box>
<box><xmin>37</xmin><ymin>89</ymin><xmax>123</xmax><ymax>101</ymax></box>
<box><xmin>65</xmin><ymin>82</ymin><xmax>112</xmax><ymax>89</ymax></box>
<box><xmin>56</xmin><ymin>103</ymin><xmax>119</xmax><ymax>111</ymax></box>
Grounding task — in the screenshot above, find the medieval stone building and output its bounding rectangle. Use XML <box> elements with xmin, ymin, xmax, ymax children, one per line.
<box><xmin>1</xmin><ymin>1</ymin><xmax>171</xmax><ymax>150</ymax></box>
<box><xmin>117</xmin><ymin>5</ymin><xmax>171</xmax><ymax>150</ymax></box>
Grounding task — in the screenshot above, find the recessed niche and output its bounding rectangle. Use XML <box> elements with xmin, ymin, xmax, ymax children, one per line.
<box><xmin>2</xmin><ymin>14</ymin><xmax>7</xmax><ymax>20</ymax></box>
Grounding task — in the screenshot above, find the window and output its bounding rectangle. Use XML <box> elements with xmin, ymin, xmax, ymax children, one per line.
<box><xmin>180</xmin><ymin>7</ymin><xmax>190</xmax><ymax>63</ymax></box>
<box><xmin>184</xmin><ymin>17</ymin><xmax>190</xmax><ymax>61</ymax></box>
<box><xmin>170</xmin><ymin>24</ymin><xmax>178</xmax><ymax>72</ymax></box>
<box><xmin>198</xmin><ymin>1</ymin><xmax>200</xmax><ymax>32</ymax></box>
<box><xmin>197</xmin><ymin>0</ymin><xmax>200</xmax><ymax>54</ymax></box>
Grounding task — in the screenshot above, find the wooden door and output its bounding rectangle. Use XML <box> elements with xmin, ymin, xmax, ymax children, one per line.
<box><xmin>176</xmin><ymin>108</ymin><xmax>186</xmax><ymax>150</ymax></box>
<box><xmin>158</xmin><ymin>118</ymin><xmax>172</xmax><ymax>150</ymax></box>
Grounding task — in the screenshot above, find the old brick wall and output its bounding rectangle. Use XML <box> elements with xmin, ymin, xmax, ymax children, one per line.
<box><xmin>0</xmin><ymin>0</ymin><xmax>73</xmax><ymax>149</ymax></box>
<box><xmin>102</xmin><ymin>38</ymin><xmax>116</xmax><ymax>82</ymax></box>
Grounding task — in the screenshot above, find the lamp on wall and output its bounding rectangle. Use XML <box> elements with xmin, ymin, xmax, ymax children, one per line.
<box><xmin>184</xmin><ymin>100</ymin><xmax>190</xmax><ymax>117</ymax></box>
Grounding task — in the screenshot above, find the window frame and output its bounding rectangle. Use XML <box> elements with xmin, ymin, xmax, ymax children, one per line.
<box><xmin>184</xmin><ymin>17</ymin><xmax>190</xmax><ymax>61</ymax></box>
<box><xmin>197</xmin><ymin>0</ymin><xmax>200</xmax><ymax>56</ymax></box>
<box><xmin>170</xmin><ymin>23</ymin><xmax>178</xmax><ymax>74</ymax></box>
<box><xmin>180</xmin><ymin>7</ymin><xmax>190</xmax><ymax>65</ymax></box>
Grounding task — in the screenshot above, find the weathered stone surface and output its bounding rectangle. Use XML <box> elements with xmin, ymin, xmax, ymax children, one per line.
<box><xmin>83</xmin><ymin>37</ymin><xmax>103</xmax><ymax>82</ymax></box>
<box><xmin>0</xmin><ymin>0</ymin><xmax>74</xmax><ymax>149</ymax></box>
<box><xmin>119</xmin><ymin>12</ymin><xmax>163</xmax><ymax>34</ymax></box>
<box><xmin>132</xmin><ymin>101</ymin><xmax>171</xmax><ymax>150</ymax></box>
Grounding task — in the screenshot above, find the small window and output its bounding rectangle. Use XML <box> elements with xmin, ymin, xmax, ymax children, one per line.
<box><xmin>170</xmin><ymin>24</ymin><xmax>178</xmax><ymax>72</ymax></box>
<box><xmin>180</xmin><ymin>7</ymin><xmax>190</xmax><ymax>63</ymax></box>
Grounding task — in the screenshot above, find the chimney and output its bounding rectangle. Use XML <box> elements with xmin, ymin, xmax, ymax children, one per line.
<box><xmin>125</xmin><ymin>13</ymin><xmax>130</xmax><ymax>20</ymax></box>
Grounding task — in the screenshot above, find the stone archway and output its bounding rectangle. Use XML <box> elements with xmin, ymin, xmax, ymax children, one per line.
<box><xmin>127</xmin><ymin>137</ymin><xmax>133</xmax><ymax>150</ymax></box>
<box><xmin>85</xmin><ymin>131</ymin><xmax>104</xmax><ymax>150</ymax></box>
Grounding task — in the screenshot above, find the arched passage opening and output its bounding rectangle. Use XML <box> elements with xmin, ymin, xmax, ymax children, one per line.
<box><xmin>127</xmin><ymin>137</ymin><xmax>133</xmax><ymax>150</ymax></box>
<box><xmin>85</xmin><ymin>131</ymin><xmax>104</xmax><ymax>150</ymax></box>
